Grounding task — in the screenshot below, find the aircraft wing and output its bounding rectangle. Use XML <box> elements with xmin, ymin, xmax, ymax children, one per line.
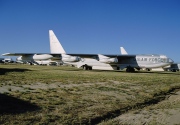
<box><xmin>2</xmin><ymin>53</ymin><xmax>136</xmax><ymax>61</ymax></box>
<box><xmin>2</xmin><ymin>53</ymin><xmax>136</xmax><ymax>57</ymax></box>
<box><xmin>2</xmin><ymin>53</ymin><xmax>60</xmax><ymax>57</ymax></box>
<box><xmin>2</xmin><ymin>53</ymin><xmax>37</xmax><ymax>56</ymax></box>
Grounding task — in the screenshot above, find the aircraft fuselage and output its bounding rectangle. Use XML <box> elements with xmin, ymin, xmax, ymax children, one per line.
<box><xmin>65</xmin><ymin>54</ymin><xmax>173</xmax><ymax>71</ymax></box>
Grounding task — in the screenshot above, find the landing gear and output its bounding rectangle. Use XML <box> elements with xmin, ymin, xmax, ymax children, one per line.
<box><xmin>126</xmin><ymin>67</ymin><xmax>135</xmax><ymax>72</ymax></box>
<box><xmin>83</xmin><ymin>65</ymin><xmax>92</xmax><ymax>70</ymax></box>
<box><xmin>117</xmin><ymin>67</ymin><xmax>120</xmax><ymax>70</ymax></box>
<box><xmin>171</xmin><ymin>69</ymin><xmax>177</xmax><ymax>72</ymax></box>
<box><xmin>28</xmin><ymin>62</ymin><xmax>33</xmax><ymax>65</ymax></box>
<box><xmin>146</xmin><ymin>68</ymin><xmax>151</xmax><ymax>71</ymax></box>
<box><xmin>136</xmin><ymin>68</ymin><xmax>140</xmax><ymax>71</ymax></box>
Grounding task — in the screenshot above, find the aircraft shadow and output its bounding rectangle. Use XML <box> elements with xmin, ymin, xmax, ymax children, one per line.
<box><xmin>0</xmin><ymin>68</ymin><xmax>31</xmax><ymax>75</ymax></box>
<box><xmin>57</xmin><ymin>68</ymin><xmax>180</xmax><ymax>75</ymax></box>
<box><xmin>80</xmin><ymin>70</ymin><xmax>180</xmax><ymax>75</ymax></box>
<box><xmin>0</xmin><ymin>93</ymin><xmax>40</xmax><ymax>114</ymax></box>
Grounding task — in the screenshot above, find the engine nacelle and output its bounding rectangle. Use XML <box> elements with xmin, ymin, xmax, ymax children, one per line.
<box><xmin>17</xmin><ymin>55</ymin><xmax>33</xmax><ymax>61</ymax></box>
<box><xmin>62</xmin><ymin>54</ymin><xmax>80</xmax><ymax>62</ymax></box>
<box><xmin>17</xmin><ymin>54</ymin><xmax>53</xmax><ymax>61</ymax></box>
<box><xmin>99</xmin><ymin>58</ymin><xmax>118</xmax><ymax>63</ymax></box>
<box><xmin>98</xmin><ymin>54</ymin><xmax>118</xmax><ymax>64</ymax></box>
<box><xmin>33</xmin><ymin>54</ymin><xmax>53</xmax><ymax>60</ymax></box>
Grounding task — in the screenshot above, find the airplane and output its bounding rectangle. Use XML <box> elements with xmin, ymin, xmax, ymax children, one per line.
<box><xmin>63</xmin><ymin>53</ymin><xmax>174</xmax><ymax>72</ymax></box>
<box><xmin>2</xmin><ymin>30</ymin><xmax>174</xmax><ymax>72</ymax></box>
<box><xmin>48</xmin><ymin>31</ymin><xmax>174</xmax><ymax>72</ymax></box>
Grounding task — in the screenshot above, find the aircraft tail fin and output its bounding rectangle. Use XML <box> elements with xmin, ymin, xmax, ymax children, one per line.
<box><xmin>120</xmin><ymin>47</ymin><xmax>128</xmax><ymax>55</ymax></box>
<box><xmin>49</xmin><ymin>30</ymin><xmax>66</xmax><ymax>54</ymax></box>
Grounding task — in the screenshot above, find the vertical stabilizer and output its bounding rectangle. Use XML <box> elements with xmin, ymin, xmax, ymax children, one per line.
<box><xmin>120</xmin><ymin>47</ymin><xmax>128</xmax><ymax>55</ymax></box>
<box><xmin>49</xmin><ymin>30</ymin><xmax>66</xmax><ymax>54</ymax></box>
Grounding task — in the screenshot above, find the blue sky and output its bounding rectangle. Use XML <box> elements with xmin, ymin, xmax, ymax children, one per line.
<box><xmin>0</xmin><ymin>0</ymin><xmax>180</xmax><ymax>62</ymax></box>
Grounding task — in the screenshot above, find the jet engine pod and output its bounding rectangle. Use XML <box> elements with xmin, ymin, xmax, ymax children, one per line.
<box><xmin>99</xmin><ymin>58</ymin><xmax>118</xmax><ymax>63</ymax></box>
<box><xmin>33</xmin><ymin>54</ymin><xmax>53</xmax><ymax>60</ymax></box>
<box><xmin>98</xmin><ymin>54</ymin><xmax>118</xmax><ymax>63</ymax></box>
<box><xmin>61</xmin><ymin>54</ymin><xmax>80</xmax><ymax>62</ymax></box>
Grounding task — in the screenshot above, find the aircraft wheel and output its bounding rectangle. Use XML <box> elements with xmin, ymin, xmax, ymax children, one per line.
<box><xmin>126</xmin><ymin>67</ymin><xmax>135</xmax><ymax>72</ymax></box>
<box><xmin>126</xmin><ymin>68</ymin><xmax>130</xmax><ymax>72</ymax></box>
<box><xmin>117</xmin><ymin>67</ymin><xmax>120</xmax><ymax>70</ymax></box>
<box><xmin>131</xmin><ymin>68</ymin><xmax>135</xmax><ymax>72</ymax></box>
<box><xmin>172</xmin><ymin>69</ymin><xmax>176</xmax><ymax>72</ymax></box>
<box><xmin>146</xmin><ymin>68</ymin><xmax>151</xmax><ymax>71</ymax></box>
<box><xmin>83</xmin><ymin>65</ymin><xmax>89</xmax><ymax>70</ymax></box>
<box><xmin>136</xmin><ymin>68</ymin><xmax>140</xmax><ymax>71</ymax></box>
<box><xmin>89</xmin><ymin>67</ymin><xmax>92</xmax><ymax>70</ymax></box>
<box><xmin>83</xmin><ymin>66</ymin><xmax>87</xmax><ymax>70</ymax></box>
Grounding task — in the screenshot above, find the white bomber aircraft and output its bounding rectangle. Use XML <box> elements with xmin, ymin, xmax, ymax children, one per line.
<box><xmin>2</xmin><ymin>30</ymin><xmax>174</xmax><ymax>72</ymax></box>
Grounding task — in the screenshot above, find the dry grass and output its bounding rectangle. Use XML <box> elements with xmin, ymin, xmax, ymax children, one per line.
<box><xmin>0</xmin><ymin>64</ymin><xmax>180</xmax><ymax>124</ymax></box>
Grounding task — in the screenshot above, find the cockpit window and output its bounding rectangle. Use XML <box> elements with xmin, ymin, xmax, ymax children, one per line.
<box><xmin>161</xmin><ymin>58</ymin><xmax>167</xmax><ymax>63</ymax></box>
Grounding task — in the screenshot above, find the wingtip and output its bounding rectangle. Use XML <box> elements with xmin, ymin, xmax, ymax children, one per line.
<box><xmin>2</xmin><ymin>53</ymin><xmax>10</xmax><ymax>56</ymax></box>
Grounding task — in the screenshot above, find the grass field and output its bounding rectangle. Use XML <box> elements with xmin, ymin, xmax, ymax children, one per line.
<box><xmin>0</xmin><ymin>64</ymin><xmax>180</xmax><ymax>125</ymax></box>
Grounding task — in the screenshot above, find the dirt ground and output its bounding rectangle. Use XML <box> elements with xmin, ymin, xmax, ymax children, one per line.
<box><xmin>112</xmin><ymin>90</ymin><xmax>180</xmax><ymax>125</ymax></box>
